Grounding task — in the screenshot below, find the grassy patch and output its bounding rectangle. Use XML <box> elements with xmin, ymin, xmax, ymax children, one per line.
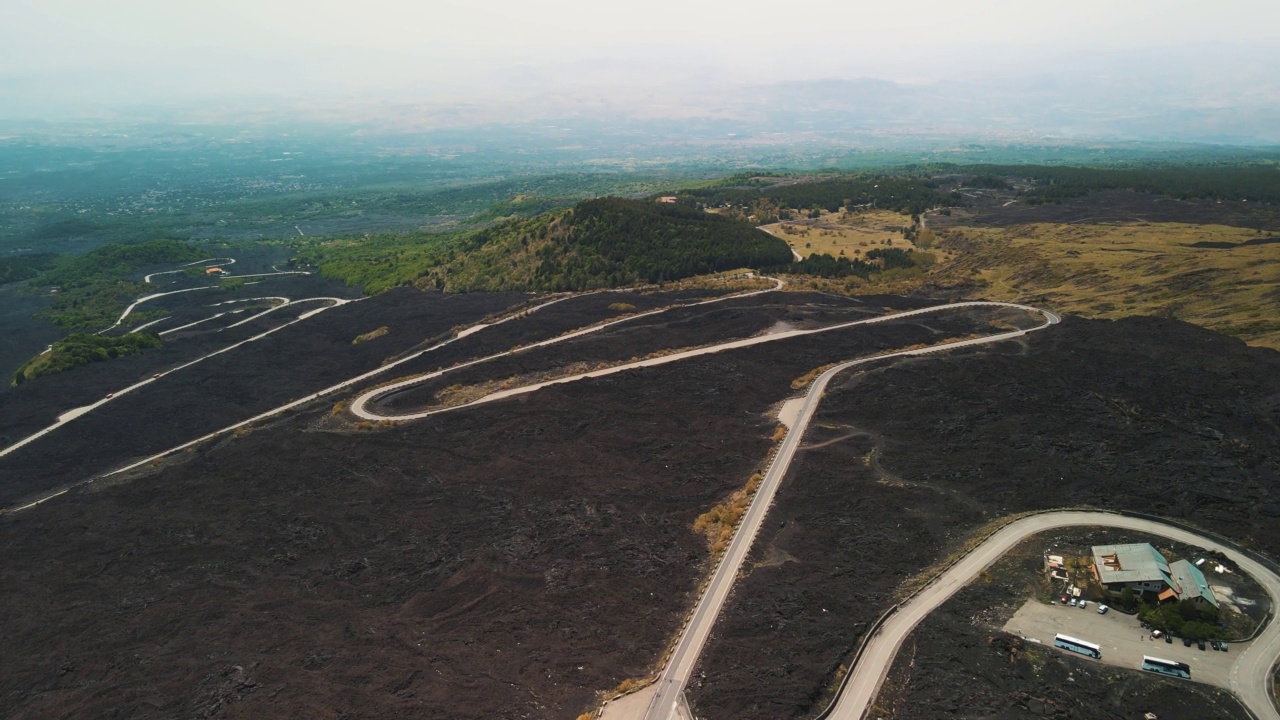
<box><xmin>761</xmin><ymin>209</ymin><xmax>927</xmax><ymax>260</ymax></box>
<box><xmin>791</xmin><ymin>363</ymin><xmax>836</xmax><ymax>389</ymax></box>
<box><xmin>921</xmin><ymin>221</ymin><xmax>1280</xmax><ymax>348</ymax></box>
<box><xmin>352</xmin><ymin>326</ymin><xmax>390</xmax><ymax>344</ymax></box>
<box><xmin>35</xmin><ymin>280</ymin><xmax>152</xmax><ymax>330</ymax></box>
<box><xmin>692</xmin><ymin>472</ymin><xmax>764</xmax><ymax>555</ymax></box>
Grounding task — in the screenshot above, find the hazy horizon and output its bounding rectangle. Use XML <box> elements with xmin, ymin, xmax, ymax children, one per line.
<box><xmin>4</xmin><ymin>1</ymin><xmax>1280</xmax><ymax>145</ymax></box>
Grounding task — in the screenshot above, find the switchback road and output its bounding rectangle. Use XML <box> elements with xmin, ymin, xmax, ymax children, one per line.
<box><xmin>143</xmin><ymin>257</ymin><xmax>236</xmax><ymax>284</ymax></box>
<box><xmin>347</xmin><ymin>277</ymin><xmax>786</xmax><ymax>421</ymax></box>
<box><xmin>0</xmin><ymin>297</ymin><xmax>352</xmax><ymax>462</ymax></box>
<box><xmin>352</xmin><ymin>301</ymin><xmax>1053</xmax><ymax>423</ymax></box>
<box><xmin>1</xmin><ymin>284</ymin><xmax>759</xmax><ymax>512</ymax></box>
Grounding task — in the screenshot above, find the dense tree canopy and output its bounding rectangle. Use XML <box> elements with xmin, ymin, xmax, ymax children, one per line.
<box><xmin>528</xmin><ymin>198</ymin><xmax>792</xmax><ymax>290</ymax></box>
<box><xmin>0</xmin><ymin>253</ymin><xmax>58</xmax><ymax>285</ymax></box>
<box><xmin>12</xmin><ymin>332</ymin><xmax>163</xmax><ymax>385</ymax></box>
<box><xmin>684</xmin><ymin>175</ymin><xmax>945</xmax><ymax>218</ymax></box>
<box><xmin>765</xmin><ymin>247</ymin><xmax>924</xmax><ymax>279</ymax></box>
<box><xmin>306</xmin><ymin>197</ymin><xmax>793</xmax><ymax>293</ymax></box>
<box><xmin>37</xmin><ymin>239</ymin><xmax>206</xmax><ymax>289</ymax></box>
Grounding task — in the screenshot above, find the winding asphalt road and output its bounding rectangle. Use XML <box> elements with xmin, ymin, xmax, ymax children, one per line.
<box><xmin>5</xmin><ymin>281</ymin><xmax>786</xmax><ymax>509</ymax></box>
<box><xmin>346</xmin><ymin>277</ymin><xmax>785</xmax><ymax>421</ymax></box>
<box><xmin>0</xmin><ymin>296</ymin><xmax>353</xmax><ymax>463</ymax></box>
<box><xmin>14</xmin><ymin>257</ymin><xmax>1278</xmax><ymax>717</ymax></box>
<box><xmin>352</xmin><ymin>300</ymin><xmax>1052</xmax><ymax>423</ymax></box>
<box><xmin>0</xmin><ymin>289</ymin><xmax>650</xmax><ymax>512</ymax></box>
<box><xmin>142</xmin><ymin>257</ymin><xmax>236</xmax><ymax>284</ymax></box>
<box><xmin>641</xmin><ymin>304</ymin><xmax>1060</xmax><ymax>720</ymax></box>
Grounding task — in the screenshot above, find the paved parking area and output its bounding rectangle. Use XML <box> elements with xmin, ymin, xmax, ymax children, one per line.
<box><xmin>1003</xmin><ymin>600</ymin><xmax>1241</xmax><ymax>687</ymax></box>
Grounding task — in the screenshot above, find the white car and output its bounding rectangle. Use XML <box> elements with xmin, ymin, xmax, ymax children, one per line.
<box><xmin>1097</xmin><ymin>604</ymin><xmax>1109</xmax><ymax>615</ymax></box>
<box><xmin>1069</xmin><ymin>598</ymin><xmax>1077</xmax><ymax>607</ymax></box>
<box><xmin>1079</xmin><ymin>600</ymin><xmax>1088</xmax><ymax>609</ymax></box>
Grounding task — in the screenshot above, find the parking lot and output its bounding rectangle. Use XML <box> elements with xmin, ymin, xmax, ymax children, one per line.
<box><xmin>1003</xmin><ymin>600</ymin><xmax>1242</xmax><ymax>688</ymax></box>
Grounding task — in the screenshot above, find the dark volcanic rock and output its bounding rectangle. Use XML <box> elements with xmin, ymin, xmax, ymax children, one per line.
<box><xmin>690</xmin><ymin>314</ymin><xmax>1279</xmax><ymax>719</ymax></box>
<box><xmin>0</xmin><ymin>292</ymin><xmax>1000</xmax><ymax>719</ymax></box>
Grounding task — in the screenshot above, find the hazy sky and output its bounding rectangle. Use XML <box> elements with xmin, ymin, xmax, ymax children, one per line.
<box><xmin>4</xmin><ymin>0</ymin><xmax>1280</xmax><ymax>123</ymax></box>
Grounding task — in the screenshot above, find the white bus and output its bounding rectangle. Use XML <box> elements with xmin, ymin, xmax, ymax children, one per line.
<box><xmin>1053</xmin><ymin>634</ymin><xmax>1102</xmax><ymax>659</ymax></box>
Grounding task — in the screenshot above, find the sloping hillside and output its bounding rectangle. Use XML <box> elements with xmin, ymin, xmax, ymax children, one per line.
<box><xmin>308</xmin><ymin>197</ymin><xmax>792</xmax><ymax>293</ymax></box>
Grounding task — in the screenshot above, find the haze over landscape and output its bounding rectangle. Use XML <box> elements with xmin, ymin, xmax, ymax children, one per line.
<box><xmin>3</xmin><ymin>3</ymin><xmax>1280</xmax><ymax>720</ymax></box>
<box><xmin>5</xmin><ymin>0</ymin><xmax>1280</xmax><ymax>144</ymax></box>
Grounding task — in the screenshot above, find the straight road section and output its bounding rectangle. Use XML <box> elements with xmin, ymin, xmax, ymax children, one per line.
<box><xmin>641</xmin><ymin>305</ymin><xmax>1060</xmax><ymax>720</ymax></box>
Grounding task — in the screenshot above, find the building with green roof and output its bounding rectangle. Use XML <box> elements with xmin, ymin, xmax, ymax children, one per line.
<box><xmin>1091</xmin><ymin>542</ymin><xmax>1218</xmax><ymax>608</ymax></box>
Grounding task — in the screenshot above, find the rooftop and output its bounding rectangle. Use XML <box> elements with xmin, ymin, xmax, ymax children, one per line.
<box><xmin>1170</xmin><ymin>558</ymin><xmax>1220</xmax><ymax>608</ymax></box>
<box><xmin>1093</xmin><ymin>543</ymin><xmax>1174</xmax><ymax>586</ymax></box>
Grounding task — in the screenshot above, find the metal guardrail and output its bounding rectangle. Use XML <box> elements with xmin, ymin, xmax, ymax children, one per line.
<box><xmin>804</xmin><ymin>507</ymin><xmax>1280</xmax><ymax>720</ymax></box>
<box><xmin>807</xmin><ymin>509</ymin><xmax>1054</xmax><ymax>720</ymax></box>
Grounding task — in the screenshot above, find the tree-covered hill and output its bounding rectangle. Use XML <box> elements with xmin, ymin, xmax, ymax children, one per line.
<box><xmin>524</xmin><ymin>197</ymin><xmax>793</xmax><ymax>290</ymax></box>
<box><xmin>36</xmin><ymin>240</ymin><xmax>206</xmax><ymax>289</ymax></box>
<box><xmin>22</xmin><ymin>240</ymin><xmax>209</xmax><ymax>330</ymax></box>
<box><xmin>305</xmin><ymin>197</ymin><xmax>793</xmax><ymax>293</ymax></box>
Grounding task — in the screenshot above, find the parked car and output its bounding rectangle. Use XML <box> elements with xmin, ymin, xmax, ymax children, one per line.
<box><xmin>1097</xmin><ymin>604</ymin><xmax>1109</xmax><ymax>615</ymax></box>
<box><xmin>1061</xmin><ymin>594</ymin><xmax>1070</xmax><ymax>604</ymax></box>
<box><xmin>1221</xmin><ymin>642</ymin><xmax>1230</xmax><ymax>652</ymax></box>
<box><xmin>1069</xmin><ymin>598</ymin><xmax>1077</xmax><ymax>607</ymax></box>
<box><xmin>1078</xmin><ymin>600</ymin><xmax>1088</xmax><ymax>609</ymax></box>
<box><xmin>1184</xmin><ymin>637</ymin><xmax>1194</xmax><ymax>647</ymax></box>
<box><xmin>1165</xmin><ymin>634</ymin><xmax>1173</xmax><ymax>644</ymax></box>
<box><xmin>1211</xmin><ymin>640</ymin><xmax>1221</xmax><ymax>651</ymax></box>
<box><xmin>1197</xmin><ymin>640</ymin><xmax>1207</xmax><ymax>651</ymax></box>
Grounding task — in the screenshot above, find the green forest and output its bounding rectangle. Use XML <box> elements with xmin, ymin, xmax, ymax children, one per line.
<box><xmin>680</xmin><ymin>175</ymin><xmax>948</xmax><ymax>220</ymax></box>
<box><xmin>528</xmin><ymin>198</ymin><xmax>792</xmax><ymax>290</ymax></box>
<box><xmin>766</xmin><ymin>247</ymin><xmax>927</xmax><ymax>279</ymax></box>
<box><xmin>36</xmin><ymin>240</ymin><xmax>206</xmax><ymax>289</ymax></box>
<box><xmin>942</xmin><ymin>162</ymin><xmax>1280</xmax><ymax>204</ymax></box>
<box><xmin>24</xmin><ymin>240</ymin><xmax>207</xmax><ymax>330</ymax></box>
<box><xmin>665</xmin><ymin>164</ymin><xmax>1280</xmax><ymax>219</ymax></box>
<box><xmin>12</xmin><ymin>332</ymin><xmax>163</xmax><ymax>385</ymax></box>
<box><xmin>0</xmin><ymin>253</ymin><xmax>58</xmax><ymax>284</ymax></box>
<box><xmin>304</xmin><ymin>197</ymin><xmax>793</xmax><ymax>293</ymax></box>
